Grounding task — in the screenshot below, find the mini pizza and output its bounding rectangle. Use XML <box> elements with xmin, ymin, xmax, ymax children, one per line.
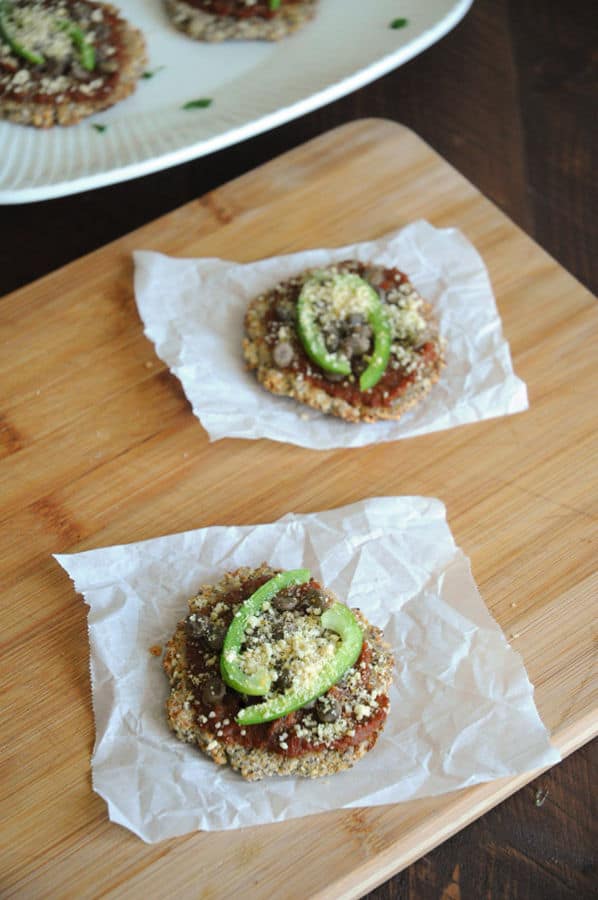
<box><xmin>163</xmin><ymin>0</ymin><xmax>318</xmax><ymax>43</ymax></box>
<box><xmin>0</xmin><ymin>0</ymin><xmax>147</xmax><ymax>127</ymax></box>
<box><xmin>243</xmin><ymin>260</ymin><xmax>445</xmax><ymax>423</ymax></box>
<box><xmin>163</xmin><ymin>564</ymin><xmax>394</xmax><ymax>781</ymax></box>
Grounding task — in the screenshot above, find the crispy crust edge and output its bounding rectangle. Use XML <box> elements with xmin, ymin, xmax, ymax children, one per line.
<box><xmin>0</xmin><ymin>4</ymin><xmax>148</xmax><ymax>128</ymax></box>
<box><xmin>163</xmin><ymin>565</ymin><xmax>394</xmax><ymax>781</ymax></box>
<box><xmin>163</xmin><ymin>0</ymin><xmax>318</xmax><ymax>42</ymax></box>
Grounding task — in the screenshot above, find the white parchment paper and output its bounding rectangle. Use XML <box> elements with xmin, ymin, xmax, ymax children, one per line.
<box><xmin>55</xmin><ymin>497</ymin><xmax>558</xmax><ymax>842</ymax></box>
<box><xmin>134</xmin><ymin>221</ymin><xmax>528</xmax><ymax>448</ymax></box>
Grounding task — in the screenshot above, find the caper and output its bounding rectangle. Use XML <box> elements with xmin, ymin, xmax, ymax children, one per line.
<box><xmin>275</xmin><ymin>301</ymin><xmax>296</xmax><ymax>322</ymax></box>
<box><xmin>300</xmin><ymin>587</ymin><xmax>331</xmax><ymax>610</ymax></box>
<box><xmin>315</xmin><ymin>696</ymin><xmax>341</xmax><ymax>723</ymax></box>
<box><xmin>352</xmin><ymin>357</ymin><xmax>368</xmax><ymax>377</ymax></box>
<box><xmin>315</xmin><ymin>590</ymin><xmax>334</xmax><ymax>610</ymax></box>
<box><xmin>324</xmin><ymin>330</ymin><xmax>340</xmax><ymax>352</ymax></box>
<box><xmin>185</xmin><ymin>615</ymin><xmax>225</xmax><ymax>651</ymax></box>
<box><xmin>345</xmin><ymin>327</ymin><xmax>372</xmax><ymax>357</ymax></box>
<box><xmin>363</xmin><ymin>265</ymin><xmax>386</xmax><ymax>287</ymax></box>
<box><xmin>347</xmin><ymin>312</ymin><xmax>366</xmax><ymax>327</ymax></box>
<box><xmin>275</xmin><ymin>670</ymin><xmax>293</xmax><ymax>692</ymax></box>
<box><xmin>340</xmin><ymin>337</ymin><xmax>355</xmax><ymax>360</ymax></box>
<box><xmin>201</xmin><ymin>677</ymin><xmax>226</xmax><ymax>705</ymax></box>
<box><xmin>205</xmin><ymin>626</ymin><xmax>226</xmax><ymax>652</ymax></box>
<box><xmin>272</xmin><ymin>591</ymin><xmax>298</xmax><ymax>611</ymax></box>
<box><xmin>273</xmin><ymin>341</ymin><xmax>294</xmax><ymax>368</ymax></box>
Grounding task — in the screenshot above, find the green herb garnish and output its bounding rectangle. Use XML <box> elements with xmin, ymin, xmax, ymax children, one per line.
<box><xmin>182</xmin><ymin>98</ymin><xmax>212</xmax><ymax>110</ymax></box>
<box><xmin>390</xmin><ymin>17</ymin><xmax>409</xmax><ymax>29</ymax></box>
<box><xmin>92</xmin><ymin>123</ymin><xmax>107</xmax><ymax>132</ymax></box>
<box><xmin>269</xmin><ymin>0</ymin><xmax>281</xmax><ymax>10</ymax></box>
<box><xmin>142</xmin><ymin>65</ymin><xmax>165</xmax><ymax>79</ymax></box>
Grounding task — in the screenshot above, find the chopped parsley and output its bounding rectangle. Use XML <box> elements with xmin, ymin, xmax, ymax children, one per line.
<box><xmin>92</xmin><ymin>123</ymin><xmax>107</xmax><ymax>133</ymax></box>
<box><xmin>269</xmin><ymin>0</ymin><xmax>281</xmax><ymax>10</ymax></box>
<box><xmin>182</xmin><ymin>98</ymin><xmax>213</xmax><ymax>110</ymax></box>
<box><xmin>142</xmin><ymin>65</ymin><xmax>165</xmax><ymax>80</ymax></box>
<box><xmin>390</xmin><ymin>17</ymin><xmax>409</xmax><ymax>29</ymax></box>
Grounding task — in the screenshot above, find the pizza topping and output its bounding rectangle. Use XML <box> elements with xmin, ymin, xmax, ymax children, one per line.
<box><xmin>297</xmin><ymin>271</ymin><xmax>393</xmax><ymax>390</ymax></box>
<box><xmin>259</xmin><ymin>261</ymin><xmax>437</xmax><ymax>408</ymax></box>
<box><xmin>168</xmin><ymin>565</ymin><xmax>393</xmax><ymax>759</ymax></box>
<box><xmin>220</xmin><ymin>568</ymin><xmax>311</xmax><ymax>696</ymax></box>
<box><xmin>272</xmin><ymin>340</ymin><xmax>294</xmax><ymax>368</ymax></box>
<box><xmin>0</xmin><ymin>0</ymin><xmax>125</xmax><ymax>102</ymax></box>
<box><xmin>233</xmin><ymin>596</ymin><xmax>364</xmax><ymax>726</ymax></box>
<box><xmin>185</xmin><ymin>613</ymin><xmax>226</xmax><ymax>651</ymax></box>
<box><xmin>315</xmin><ymin>694</ymin><xmax>340</xmax><ymax>723</ymax></box>
<box><xmin>201</xmin><ymin>676</ymin><xmax>226</xmax><ymax>705</ymax></box>
<box><xmin>55</xmin><ymin>17</ymin><xmax>95</xmax><ymax>71</ymax></box>
<box><xmin>0</xmin><ymin>1</ymin><xmax>47</xmax><ymax>64</ymax></box>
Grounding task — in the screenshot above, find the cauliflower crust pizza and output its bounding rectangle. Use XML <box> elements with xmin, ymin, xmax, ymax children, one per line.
<box><xmin>163</xmin><ymin>564</ymin><xmax>394</xmax><ymax>781</ymax></box>
<box><xmin>0</xmin><ymin>0</ymin><xmax>147</xmax><ymax>127</ymax></box>
<box><xmin>243</xmin><ymin>260</ymin><xmax>445</xmax><ymax>423</ymax></box>
<box><xmin>163</xmin><ymin>0</ymin><xmax>318</xmax><ymax>42</ymax></box>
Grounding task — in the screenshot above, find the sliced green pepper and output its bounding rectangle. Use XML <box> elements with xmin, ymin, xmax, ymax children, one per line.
<box><xmin>236</xmin><ymin>600</ymin><xmax>364</xmax><ymax>726</ymax></box>
<box><xmin>359</xmin><ymin>299</ymin><xmax>393</xmax><ymax>390</ymax></box>
<box><xmin>0</xmin><ymin>3</ymin><xmax>96</xmax><ymax>71</ymax></box>
<box><xmin>220</xmin><ymin>568</ymin><xmax>310</xmax><ymax>696</ymax></box>
<box><xmin>56</xmin><ymin>19</ymin><xmax>96</xmax><ymax>71</ymax></box>
<box><xmin>296</xmin><ymin>271</ymin><xmax>392</xmax><ymax>391</ymax></box>
<box><xmin>0</xmin><ymin>1</ymin><xmax>45</xmax><ymax>65</ymax></box>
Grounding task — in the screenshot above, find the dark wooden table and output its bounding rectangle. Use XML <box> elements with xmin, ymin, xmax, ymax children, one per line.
<box><xmin>1</xmin><ymin>1</ymin><xmax>596</xmax><ymax>897</ymax></box>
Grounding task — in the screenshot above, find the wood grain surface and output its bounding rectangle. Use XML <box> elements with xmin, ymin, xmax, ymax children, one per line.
<box><xmin>1</xmin><ymin>118</ymin><xmax>596</xmax><ymax>898</ymax></box>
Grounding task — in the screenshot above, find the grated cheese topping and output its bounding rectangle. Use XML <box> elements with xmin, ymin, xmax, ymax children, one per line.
<box><xmin>302</xmin><ymin>270</ymin><xmax>377</xmax><ymax>323</ymax></box>
<box><xmin>3</xmin><ymin>4</ymin><xmax>74</xmax><ymax>63</ymax></box>
<box><xmin>237</xmin><ymin>598</ymin><xmax>340</xmax><ymax>696</ymax></box>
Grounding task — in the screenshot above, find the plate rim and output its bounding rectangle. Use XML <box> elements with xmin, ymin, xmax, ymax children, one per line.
<box><xmin>0</xmin><ymin>0</ymin><xmax>474</xmax><ymax>204</ymax></box>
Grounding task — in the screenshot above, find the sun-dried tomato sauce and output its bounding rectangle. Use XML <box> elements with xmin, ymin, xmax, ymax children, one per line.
<box><xmin>186</xmin><ymin>0</ymin><xmax>302</xmax><ymax>20</ymax></box>
<box><xmin>317</xmin><ymin>340</ymin><xmax>438</xmax><ymax>407</ymax></box>
<box><xmin>186</xmin><ymin>575</ymin><xmax>389</xmax><ymax>758</ymax></box>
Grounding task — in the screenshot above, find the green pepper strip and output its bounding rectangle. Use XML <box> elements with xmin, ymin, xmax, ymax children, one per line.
<box><xmin>220</xmin><ymin>568</ymin><xmax>310</xmax><ymax>696</ymax></box>
<box><xmin>0</xmin><ymin>1</ymin><xmax>45</xmax><ymax>65</ymax></box>
<box><xmin>0</xmin><ymin>5</ymin><xmax>96</xmax><ymax>71</ymax></box>
<box><xmin>297</xmin><ymin>274</ymin><xmax>352</xmax><ymax>378</ymax></box>
<box><xmin>236</xmin><ymin>601</ymin><xmax>364</xmax><ymax>726</ymax></box>
<box><xmin>358</xmin><ymin>302</ymin><xmax>392</xmax><ymax>391</ymax></box>
<box><xmin>296</xmin><ymin>273</ymin><xmax>392</xmax><ymax>391</ymax></box>
<box><xmin>56</xmin><ymin>19</ymin><xmax>96</xmax><ymax>71</ymax></box>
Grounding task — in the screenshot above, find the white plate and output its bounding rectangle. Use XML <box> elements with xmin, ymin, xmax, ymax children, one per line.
<box><xmin>0</xmin><ymin>0</ymin><xmax>473</xmax><ymax>203</ymax></box>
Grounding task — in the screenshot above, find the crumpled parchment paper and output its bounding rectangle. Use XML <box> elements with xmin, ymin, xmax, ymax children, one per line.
<box><xmin>55</xmin><ymin>496</ymin><xmax>558</xmax><ymax>842</ymax></box>
<box><xmin>133</xmin><ymin>221</ymin><xmax>528</xmax><ymax>448</ymax></box>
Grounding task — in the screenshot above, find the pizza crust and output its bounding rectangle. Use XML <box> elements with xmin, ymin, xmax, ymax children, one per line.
<box><xmin>164</xmin><ymin>564</ymin><xmax>394</xmax><ymax>781</ymax></box>
<box><xmin>0</xmin><ymin>2</ymin><xmax>147</xmax><ymax>127</ymax></box>
<box><xmin>243</xmin><ymin>262</ymin><xmax>445</xmax><ymax>423</ymax></box>
<box><xmin>163</xmin><ymin>0</ymin><xmax>318</xmax><ymax>42</ymax></box>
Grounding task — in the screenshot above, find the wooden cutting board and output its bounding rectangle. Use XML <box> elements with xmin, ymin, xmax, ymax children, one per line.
<box><xmin>1</xmin><ymin>119</ymin><xmax>596</xmax><ymax>898</ymax></box>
